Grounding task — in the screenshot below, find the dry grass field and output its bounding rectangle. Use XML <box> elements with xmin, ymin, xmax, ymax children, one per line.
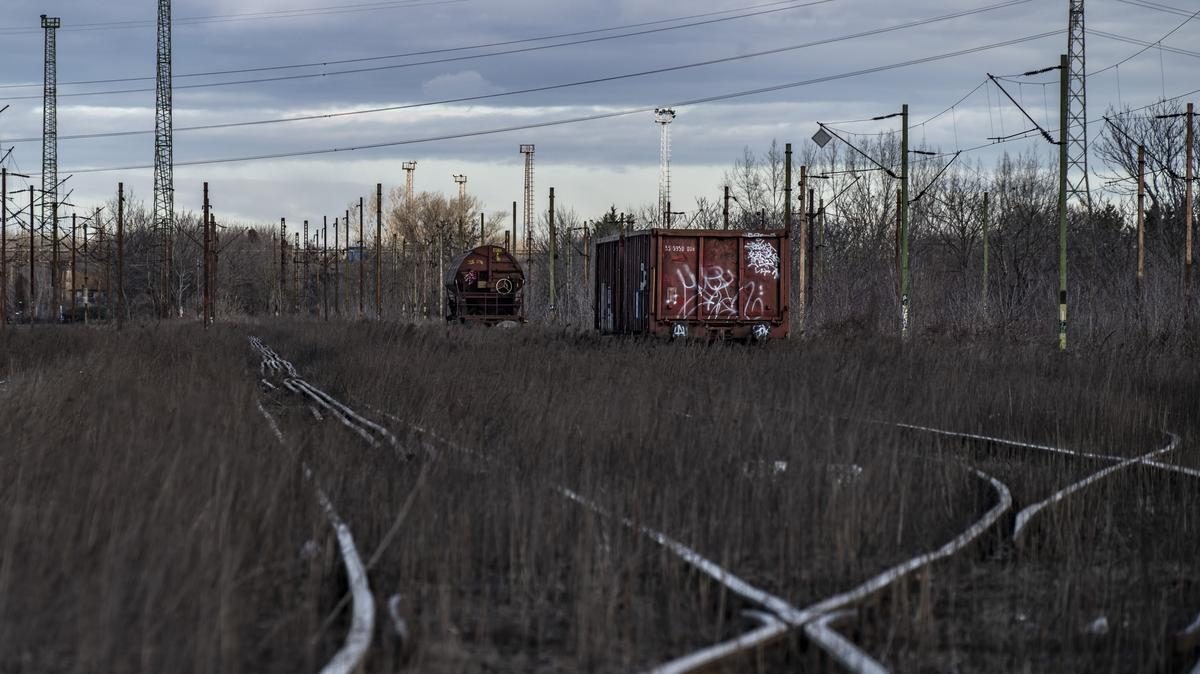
<box><xmin>1</xmin><ymin>320</ymin><xmax>1197</xmax><ymax>672</ymax></box>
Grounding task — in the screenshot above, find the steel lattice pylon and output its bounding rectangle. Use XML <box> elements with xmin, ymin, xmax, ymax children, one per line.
<box><xmin>153</xmin><ymin>0</ymin><xmax>174</xmax><ymax>315</ymax></box>
<box><xmin>520</xmin><ymin>144</ymin><xmax>534</xmax><ymax>257</ymax></box>
<box><xmin>1067</xmin><ymin>0</ymin><xmax>1092</xmax><ymax>212</ymax></box>
<box><xmin>655</xmin><ymin>108</ymin><xmax>676</xmax><ymax>227</ymax></box>
<box><xmin>41</xmin><ymin>15</ymin><xmax>60</xmax><ymax>258</ymax></box>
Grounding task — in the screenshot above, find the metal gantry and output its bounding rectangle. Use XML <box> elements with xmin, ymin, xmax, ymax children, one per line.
<box><xmin>1066</xmin><ymin>0</ymin><xmax>1092</xmax><ymax>212</ymax></box>
<box><xmin>655</xmin><ymin>108</ymin><xmax>676</xmax><ymax>227</ymax></box>
<box><xmin>153</xmin><ymin>0</ymin><xmax>175</xmax><ymax>315</ymax></box>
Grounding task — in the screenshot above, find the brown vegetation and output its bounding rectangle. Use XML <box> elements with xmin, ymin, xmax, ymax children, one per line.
<box><xmin>2</xmin><ymin>319</ymin><xmax>1196</xmax><ymax>672</ymax></box>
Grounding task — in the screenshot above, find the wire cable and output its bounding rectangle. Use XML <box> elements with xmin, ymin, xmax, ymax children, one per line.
<box><xmin>1114</xmin><ymin>0</ymin><xmax>1197</xmax><ymax>19</ymax></box>
<box><xmin>0</xmin><ymin>0</ymin><xmax>832</xmax><ymax>89</ymax></box>
<box><xmin>1092</xmin><ymin>4</ymin><xmax>1200</xmax><ymax>76</ymax></box>
<box><xmin>0</xmin><ymin>0</ymin><xmax>1030</xmax><ymax>102</ymax></box>
<box><xmin>0</xmin><ymin>0</ymin><xmax>471</xmax><ymax>36</ymax></box>
<box><xmin>1090</xmin><ymin>30</ymin><xmax>1200</xmax><ymax>61</ymax></box>
<box><xmin>1</xmin><ymin>2</ymin><xmax>1037</xmax><ymax>144</ymax></box>
<box><xmin>39</xmin><ymin>30</ymin><xmax>1062</xmax><ymax>176</ymax></box>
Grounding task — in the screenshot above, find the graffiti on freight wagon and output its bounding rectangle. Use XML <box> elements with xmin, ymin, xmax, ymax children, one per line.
<box><xmin>671</xmin><ymin>266</ymin><xmax>770</xmax><ymax>319</ymax></box>
<box><xmin>745</xmin><ymin>239</ymin><xmax>780</xmax><ymax>279</ymax></box>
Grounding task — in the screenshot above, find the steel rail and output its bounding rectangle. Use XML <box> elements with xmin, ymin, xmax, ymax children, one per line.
<box><xmin>1012</xmin><ymin>432</ymin><xmax>1182</xmax><ymax>542</ymax></box>
<box><xmin>250</xmin><ymin>336</ymin><xmax>411</xmax><ymax>458</ymax></box>
<box><xmin>802</xmin><ymin>610</ymin><xmax>887</xmax><ymax>674</ymax></box>
<box><xmin>375</xmin><ymin>400</ymin><xmax>1012</xmax><ymax>674</ymax></box>
<box><xmin>255</xmin><ymin>401</ymin><xmax>374</xmax><ymax>674</ymax></box>
<box><xmin>885</xmin><ymin>420</ymin><xmax>1200</xmax><ymax>480</ymax></box>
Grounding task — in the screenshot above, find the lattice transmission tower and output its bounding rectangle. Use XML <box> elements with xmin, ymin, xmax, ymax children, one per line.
<box><xmin>153</xmin><ymin>0</ymin><xmax>175</xmax><ymax>315</ymax></box>
<box><xmin>520</xmin><ymin>144</ymin><xmax>534</xmax><ymax>257</ymax></box>
<box><xmin>655</xmin><ymin>108</ymin><xmax>676</xmax><ymax>227</ymax></box>
<box><xmin>41</xmin><ymin>15</ymin><xmax>60</xmax><ymax>254</ymax></box>
<box><xmin>1066</xmin><ymin>0</ymin><xmax>1092</xmax><ymax>212</ymax></box>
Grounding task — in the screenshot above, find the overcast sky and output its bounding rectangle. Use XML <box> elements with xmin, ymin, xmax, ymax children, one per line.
<box><xmin>0</xmin><ymin>0</ymin><xmax>1196</xmax><ymax>227</ymax></box>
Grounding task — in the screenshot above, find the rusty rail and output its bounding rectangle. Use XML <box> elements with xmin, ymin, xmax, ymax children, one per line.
<box><xmin>1012</xmin><ymin>432</ymin><xmax>1181</xmax><ymax>542</ymax></box>
<box><xmin>803</xmin><ymin>610</ymin><xmax>887</xmax><ymax>674</ymax></box>
<box><xmin>255</xmin><ymin>400</ymin><xmax>374</xmax><ymax>674</ymax></box>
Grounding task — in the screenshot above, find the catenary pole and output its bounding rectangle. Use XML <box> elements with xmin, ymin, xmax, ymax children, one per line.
<box><xmin>28</xmin><ymin>186</ymin><xmax>34</xmax><ymax>325</ymax></box>
<box><xmin>797</xmin><ymin>167</ymin><xmax>807</xmax><ymax>330</ymax></box>
<box><xmin>202</xmin><ymin>182</ymin><xmax>210</xmax><ymax>327</ymax></box>
<box><xmin>982</xmin><ymin>192</ymin><xmax>990</xmax><ymax>314</ymax></box>
<box><xmin>375</xmin><ymin>183</ymin><xmax>382</xmax><ymax>319</ymax></box>
<box><xmin>900</xmin><ymin>103</ymin><xmax>910</xmax><ymax>338</ymax></box>
<box><xmin>117</xmin><ymin>183</ymin><xmax>124</xmax><ymax>329</ymax></box>
<box><xmin>549</xmin><ymin>187</ymin><xmax>557</xmax><ymax>317</ymax></box>
<box><xmin>1137</xmin><ymin>144</ymin><xmax>1146</xmax><ymax>291</ymax></box>
<box><xmin>1058</xmin><ymin>53</ymin><xmax>1069</xmax><ymax>351</ymax></box>
<box><xmin>1187</xmin><ymin>102</ymin><xmax>1194</xmax><ymax>296</ymax></box>
<box><xmin>70</xmin><ymin>212</ymin><xmax>76</xmax><ymax>319</ymax></box>
<box><xmin>279</xmin><ymin>218</ymin><xmax>286</xmax><ymax>316</ymax></box>
<box><xmin>358</xmin><ymin>197</ymin><xmax>364</xmax><ymax>316</ymax></box>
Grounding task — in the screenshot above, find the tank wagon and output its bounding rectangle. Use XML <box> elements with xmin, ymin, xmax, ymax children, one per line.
<box><xmin>445</xmin><ymin>245</ymin><xmax>525</xmax><ymax>324</ymax></box>
<box><xmin>594</xmin><ymin>229</ymin><xmax>789</xmax><ymax>340</ymax></box>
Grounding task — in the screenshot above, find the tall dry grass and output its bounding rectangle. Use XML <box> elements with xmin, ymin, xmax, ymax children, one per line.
<box><xmin>1</xmin><ymin>319</ymin><xmax>1196</xmax><ymax>671</ymax></box>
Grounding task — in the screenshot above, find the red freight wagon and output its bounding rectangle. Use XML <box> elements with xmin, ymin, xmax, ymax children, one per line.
<box><xmin>594</xmin><ymin>229</ymin><xmax>790</xmax><ymax>340</ymax></box>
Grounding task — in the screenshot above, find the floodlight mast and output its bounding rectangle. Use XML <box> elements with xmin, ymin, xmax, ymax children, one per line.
<box><xmin>402</xmin><ymin>161</ymin><xmax>417</xmax><ymax>206</ymax></box>
<box><xmin>520</xmin><ymin>144</ymin><xmax>535</xmax><ymax>267</ymax></box>
<box><xmin>655</xmin><ymin>108</ymin><xmax>676</xmax><ymax>228</ymax></box>
<box><xmin>41</xmin><ymin>14</ymin><xmax>60</xmax><ymax>296</ymax></box>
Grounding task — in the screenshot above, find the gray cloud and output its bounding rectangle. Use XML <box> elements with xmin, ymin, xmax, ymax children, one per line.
<box><xmin>0</xmin><ymin>0</ymin><xmax>1196</xmax><ymax>223</ymax></box>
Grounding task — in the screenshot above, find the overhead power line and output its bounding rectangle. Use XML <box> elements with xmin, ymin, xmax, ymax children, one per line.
<box><xmin>0</xmin><ymin>0</ymin><xmax>1028</xmax><ymax>102</ymax></box>
<box><xmin>1</xmin><ymin>0</ymin><xmax>1038</xmax><ymax>144</ymax></box>
<box><xmin>0</xmin><ymin>0</ymin><xmax>829</xmax><ymax>89</ymax></box>
<box><xmin>1092</xmin><ymin>4</ymin><xmax>1200</xmax><ymax>76</ymax></box>
<box><xmin>1090</xmin><ymin>30</ymin><xmax>1200</xmax><ymax>60</ymax></box>
<box><xmin>41</xmin><ymin>30</ymin><xmax>1060</xmax><ymax>176</ymax></box>
<box><xmin>1114</xmin><ymin>0</ymin><xmax>1198</xmax><ymax>19</ymax></box>
<box><xmin>0</xmin><ymin>0</ymin><xmax>471</xmax><ymax>36</ymax></box>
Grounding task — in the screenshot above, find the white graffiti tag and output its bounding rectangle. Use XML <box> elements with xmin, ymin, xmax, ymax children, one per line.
<box><xmin>746</xmin><ymin>239</ymin><xmax>779</xmax><ymax>279</ymax></box>
<box><xmin>674</xmin><ymin>266</ymin><xmax>770</xmax><ymax>319</ymax></box>
<box><xmin>676</xmin><ymin>267</ymin><xmax>738</xmax><ymax>318</ymax></box>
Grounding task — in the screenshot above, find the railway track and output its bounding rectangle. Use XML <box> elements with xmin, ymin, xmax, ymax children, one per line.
<box><xmin>806</xmin><ymin>426</ymin><xmax>1196</xmax><ymax>673</ymax></box>
<box><xmin>368</xmin><ymin>400</ymin><xmax>1017</xmax><ymax>673</ymax></box>
<box><xmin>365</xmin><ymin>396</ymin><xmax>1200</xmax><ymax>672</ymax></box>
<box><xmin>249</xmin><ymin>336</ymin><xmax>426</xmax><ymax>673</ymax></box>
<box><xmin>252</xmin><ymin>337</ymin><xmax>1198</xmax><ymax>672</ymax></box>
<box><xmin>256</xmin><ymin>401</ymin><xmax>375</xmax><ymax>674</ymax></box>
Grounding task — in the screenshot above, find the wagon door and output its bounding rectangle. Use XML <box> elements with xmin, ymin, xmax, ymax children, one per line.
<box><xmin>738</xmin><ymin>236</ymin><xmax>783</xmax><ymax>321</ymax></box>
<box><xmin>659</xmin><ymin>235</ymin><xmax>699</xmax><ymax>321</ymax></box>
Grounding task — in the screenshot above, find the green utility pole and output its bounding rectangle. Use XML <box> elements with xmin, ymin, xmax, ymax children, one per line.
<box><xmin>982</xmin><ymin>192</ymin><xmax>989</xmax><ymax>313</ymax></box>
<box><xmin>900</xmin><ymin>103</ymin><xmax>910</xmax><ymax>337</ymax></box>
<box><xmin>1058</xmin><ymin>54</ymin><xmax>1069</xmax><ymax>351</ymax></box>
<box><xmin>1187</xmin><ymin>102</ymin><xmax>1194</xmax><ymax>296</ymax></box>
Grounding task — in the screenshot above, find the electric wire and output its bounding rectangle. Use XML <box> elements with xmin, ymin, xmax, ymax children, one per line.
<box><xmin>1092</xmin><ymin>4</ymin><xmax>1200</xmax><ymax>76</ymax></box>
<box><xmin>1090</xmin><ymin>30</ymin><xmax>1200</xmax><ymax>61</ymax></box>
<box><xmin>0</xmin><ymin>0</ymin><xmax>471</xmax><ymax>36</ymax></box>
<box><xmin>37</xmin><ymin>30</ymin><xmax>1062</xmax><ymax>177</ymax></box>
<box><xmin>1</xmin><ymin>2</ymin><xmax>1038</xmax><ymax>144</ymax></box>
<box><xmin>0</xmin><ymin>0</ymin><xmax>833</xmax><ymax>89</ymax></box>
<box><xmin>1114</xmin><ymin>0</ymin><xmax>1198</xmax><ymax>19</ymax></box>
<box><xmin>0</xmin><ymin>0</ymin><xmax>848</xmax><ymax>100</ymax></box>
